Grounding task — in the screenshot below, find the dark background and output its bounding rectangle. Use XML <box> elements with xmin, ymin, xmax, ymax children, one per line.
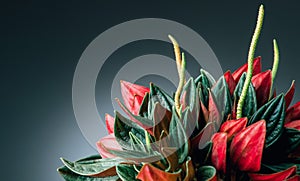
<box><xmin>1</xmin><ymin>0</ymin><xmax>300</xmax><ymax>180</ymax></box>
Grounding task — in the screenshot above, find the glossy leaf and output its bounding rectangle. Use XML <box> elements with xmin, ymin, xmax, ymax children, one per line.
<box><xmin>284</xmin><ymin>128</ymin><xmax>300</xmax><ymax>154</ymax></box>
<box><xmin>251</xmin><ymin>70</ymin><xmax>272</xmax><ymax>107</ymax></box>
<box><xmin>108</xmin><ymin>148</ymin><xmax>162</xmax><ymax>163</ymax></box>
<box><xmin>224</xmin><ymin>70</ymin><xmax>236</xmax><ymax>96</ymax></box>
<box><xmin>230</xmin><ymin>120</ymin><xmax>266</xmax><ymax>172</ymax></box>
<box><xmin>116</xmin><ymin>98</ymin><xmax>153</xmax><ymax>129</ymax></box>
<box><xmin>196</xmin><ymin>165</ymin><xmax>217</xmax><ymax>181</ymax></box>
<box><xmin>286</xmin><ymin>101</ymin><xmax>300</xmax><ymax>124</ymax></box>
<box><xmin>285</xmin><ymin>120</ymin><xmax>300</xmax><ymax>131</ymax></box>
<box><xmin>208</xmin><ymin>90</ymin><xmax>221</xmax><ymax>129</ymax></box>
<box><xmin>192</xmin><ymin>122</ymin><xmax>216</xmax><ymax>150</ymax></box>
<box><xmin>195</xmin><ymin>69</ymin><xmax>216</xmax><ymax>88</ymax></box>
<box><xmin>249</xmin><ymin>94</ymin><xmax>286</xmax><ymax>147</ymax></box>
<box><xmin>152</xmin><ymin>103</ymin><xmax>172</xmax><ymax>141</ymax></box>
<box><xmin>120</xmin><ymin>80</ymin><xmax>149</xmax><ymax>115</ymax></box>
<box><xmin>198</xmin><ymin>83</ymin><xmax>210</xmax><ymax>109</ymax></box>
<box><xmin>114</xmin><ymin>111</ymin><xmax>146</xmax><ymax>149</ymax></box>
<box><xmin>96</xmin><ymin>134</ymin><xmax>122</xmax><ymax>159</ymax></box>
<box><xmin>211</xmin><ymin>132</ymin><xmax>227</xmax><ymax>173</ymax></box>
<box><xmin>116</xmin><ymin>164</ymin><xmax>138</xmax><ymax>181</ymax></box>
<box><xmin>136</xmin><ymin>163</ymin><xmax>182</xmax><ymax>181</ymax></box>
<box><xmin>138</xmin><ymin>92</ymin><xmax>150</xmax><ymax>117</ymax></box>
<box><xmin>181</xmin><ymin>78</ymin><xmax>200</xmax><ymax>117</ymax></box>
<box><xmin>232</xmin><ymin>56</ymin><xmax>262</xmax><ymax>82</ymax></box>
<box><xmin>263</xmin><ymin>159</ymin><xmax>300</xmax><ymax>175</ymax></box>
<box><xmin>234</xmin><ymin>73</ymin><xmax>257</xmax><ymax>118</ymax></box>
<box><xmin>105</xmin><ymin>113</ymin><xmax>114</xmax><ymax>134</ymax></box>
<box><xmin>182</xmin><ymin>157</ymin><xmax>196</xmax><ymax>181</ymax></box>
<box><xmin>148</xmin><ymin>83</ymin><xmax>174</xmax><ymax>119</ymax></box>
<box><xmin>60</xmin><ymin>157</ymin><xmax>124</xmax><ymax>177</ymax></box>
<box><xmin>57</xmin><ymin>166</ymin><xmax>120</xmax><ymax>181</ymax></box>
<box><xmin>248</xmin><ymin>165</ymin><xmax>297</xmax><ymax>181</ymax></box>
<box><xmin>168</xmin><ymin>107</ymin><xmax>189</xmax><ymax>164</ymax></box>
<box><xmin>212</xmin><ymin>76</ymin><xmax>232</xmax><ymax>123</ymax></box>
<box><xmin>180</xmin><ymin>78</ymin><xmax>200</xmax><ymax>135</ymax></box>
<box><xmin>220</xmin><ymin>117</ymin><xmax>248</xmax><ymax>139</ymax></box>
<box><xmin>285</xmin><ymin>81</ymin><xmax>295</xmax><ymax>109</ymax></box>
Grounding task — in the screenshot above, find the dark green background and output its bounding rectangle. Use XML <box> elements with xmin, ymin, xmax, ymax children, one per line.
<box><xmin>1</xmin><ymin>0</ymin><xmax>300</xmax><ymax>180</ymax></box>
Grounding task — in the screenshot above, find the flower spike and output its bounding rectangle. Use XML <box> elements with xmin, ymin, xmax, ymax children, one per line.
<box><xmin>237</xmin><ymin>5</ymin><xmax>264</xmax><ymax>119</ymax></box>
<box><xmin>270</xmin><ymin>39</ymin><xmax>280</xmax><ymax>99</ymax></box>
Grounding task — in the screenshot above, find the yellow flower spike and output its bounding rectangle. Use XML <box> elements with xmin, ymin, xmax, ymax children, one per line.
<box><xmin>175</xmin><ymin>52</ymin><xmax>186</xmax><ymax>116</ymax></box>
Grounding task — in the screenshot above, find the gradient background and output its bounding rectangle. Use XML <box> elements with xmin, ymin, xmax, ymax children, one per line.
<box><xmin>1</xmin><ymin>0</ymin><xmax>300</xmax><ymax>180</ymax></box>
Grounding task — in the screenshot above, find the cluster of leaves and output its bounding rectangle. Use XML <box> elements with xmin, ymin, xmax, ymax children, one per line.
<box><xmin>58</xmin><ymin>56</ymin><xmax>300</xmax><ymax>180</ymax></box>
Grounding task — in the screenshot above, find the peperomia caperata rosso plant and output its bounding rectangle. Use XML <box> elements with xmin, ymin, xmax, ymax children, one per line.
<box><xmin>58</xmin><ymin>5</ymin><xmax>300</xmax><ymax>181</ymax></box>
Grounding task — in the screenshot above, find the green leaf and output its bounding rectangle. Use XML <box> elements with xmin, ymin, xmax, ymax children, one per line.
<box><xmin>114</xmin><ymin>111</ymin><xmax>147</xmax><ymax>149</ymax></box>
<box><xmin>116</xmin><ymin>98</ymin><xmax>153</xmax><ymax>128</ymax></box>
<box><xmin>168</xmin><ymin>106</ymin><xmax>189</xmax><ymax>164</ymax></box>
<box><xmin>75</xmin><ymin>155</ymin><xmax>102</xmax><ymax>164</ymax></box>
<box><xmin>129</xmin><ymin>132</ymin><xmax>146</xmax><ymax>152</ymax></box>
<box><xmin>262</xmin><ymin>159</ymin><xmax>300</xmax><ymax>175</ymax></box>
<box><xmin>181</xmin><ymin>78</ymin><xmax>200</xmax><ymax>135</ymax></box>
<box><xmin>60</xmin><ymin>157</ymin><xmax>124</xmax><ymax>176</ymax></box>
<box><xmin>108</xmin><ymin>149</ymin><xmax>162</xmax><ymax>163</ymax></box>
<box><xmin>138</xmin><ymin>92</ymin><xmax>149</xmax><ymax>118</ymax></box>
<box><xmin>196</xmin><ymin>69</ymin><xmax>215</xmax><ymax>109</ymax></box>
<box><xmin>195</xmin><ymin>69</ymin><xmax>216</xmax><ymax>88</ymax></box>
<box><xmin>181</xmin><ymin>78</ymin><xmax>199</xmax><ymax>112</ymax></box>
<box><xmin>234</xmin><ymin>73</ymin><xmax>257</xmax><ymax>118</ymax></box>
<box><xmin>284</xmin><ymin>128</ymin><xmax>300</xmax><ymax>154</ymax></box>
<box><xmin>116</xmin><ymin>164</ymin><xmax>138</xmax><ymax>181</ymax></box>
<box><xmin>198</xmin><ymin>83</ymin><xmax>209</xmax><ymax>109</ymax></box>
<box><xmin>263</xmin><ymin>128</ymin><xmax>300</xmax><ymax>161</ymax></box>
<box><xmin>249</xmin><ymin>94</ymin><xmax>286</xmax><ymax>148</ymax></box>
<box><xmin>148</xmin><ymin>83</ymin><xmax>174</xmax><ymax>115</ymax></box>
<box><xmin>196</xmin><ymin>165</ymin><xmax>217</xmax><ymax>181</ymax></box>
<box><xmin>57</xmin><ymin>166</ymin><xmax>120</xmax><ymax>181</ymax></box>
<box><xmin>212</xmin><ymin>76</ymin><xmax>232</xmax><ymax>123</ymax></box>
<box><xmin>152</xmin><ymin>103</ymin><xmax>172</xmax><ymax>141</ymax></box>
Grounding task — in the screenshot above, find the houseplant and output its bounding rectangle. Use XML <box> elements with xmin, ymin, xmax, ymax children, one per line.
<box><xmin>58</xmin><ymin>5</ymin><xmax>300</xmax><ymax>181</ymax></box>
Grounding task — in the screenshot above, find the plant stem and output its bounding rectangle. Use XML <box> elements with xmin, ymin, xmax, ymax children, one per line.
<box><xmin>236</xmin><ymin>5</ymin><xmax>264</xmax><ymax>119</ymax></box>
<box><xmin>269</xmin><ymin>39</ymin><xmax>279</xmax><ymax>99</ymax></box>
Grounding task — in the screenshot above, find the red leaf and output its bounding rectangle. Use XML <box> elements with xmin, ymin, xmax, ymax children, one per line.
<box><xmin>232</xmin><ymin>56</ymin><xmax>262</xmax><ymax>82</ymax></box>
<box><xmin>285</xmin><ymin>101</ymin><xmax>300</xmax><ymax>124</ymax></box>
<box><xmin>285</xmin><ymin>81</ymin><xmax>296</xmax><ymax>109</ymax></box>
<box><xmin>120</xmin><ymin>80</ymin><xmax>150</xmax><ymax>115</ymax></box>
<box><xmin>251</xmin><ymin>70</ymin><xmax>272</xmax><ymax>107</ymax></box>
<box><xmin>105</xmin><ymin>113</ymin><xmax>115</xmax><ymax>134</ymax></box>
<box><xmin>285</xmin><ymin>120</ymin><xmax>300</xmax><ymax>131</ymax></box>
<box><xmin>230</xmin><ymin>120</ymin><xmax>266</xmax><ymax>172</ymax></box>
<box><xmin>248</xmin><ymin>165</ymin><xmax>297</xmax><ymax>181</ymax></box>
<box><xmin>96</xmin><ymin>134</ymin><xmax>122</xmax><ymax>158</ymax></box>
<box><xmin>136</xmin><ymin>163</ymin><xmax>181</xmax><ymax>181</ymax></box>
<box><xmin>224</xmin><ymin>70</ymin><xmax>236</xmax><ymax>96</ymax></box>
<box><xmin>287</xmin><ymin>175</ymin><xmax>300</xmax><ymax>181</ymax></box>
<box><xmin>211</xmin><ymin>132</ymin><xmax>227</xmax><ymax>173</ymax></box>
<box><xmin>220</xmin><ymin>117</ymin><xmax>248</xmax><ymax>139</ymax></box>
